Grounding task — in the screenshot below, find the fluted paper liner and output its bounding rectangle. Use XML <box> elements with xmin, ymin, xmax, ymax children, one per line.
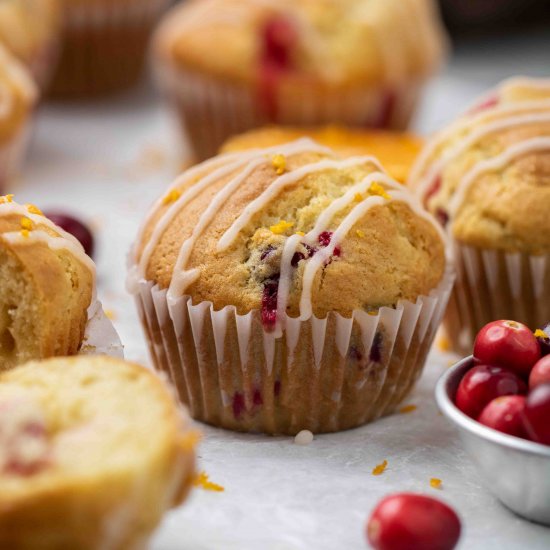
<box><xmin>156</xmin><ymin>63</ymin><xmax>424</xmax><ymax>162</ymax></box>
<box><xmin>445</xmin><ymin>242</ymin><xmax>550</xmax><ymax>355</ymax></box>
<box><xmin>50</xmin><ymin>0</ymin><xmax>169</xmax><ymax>97</ymax></box>
<box><xmin>79</xmin><ymin>300</ymin><xmax>124</xmax><ymax>359</ymax></box>
<box><xmin>134</xmin><ymin>267</ymin><xmax>454</xmax><ymax>435</ymax></box>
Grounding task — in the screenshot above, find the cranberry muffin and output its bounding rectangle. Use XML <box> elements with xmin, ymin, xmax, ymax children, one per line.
<box><xmin>409</xmin><ymin>76</ymin><xmax>550</xmax><ymax>354</ymax></box>
<box><xmin>128</xmin><ymin>139</ymin><xmax>453</xmax><ymax>434</ymax></box>
<box><xmin>49</xmin><ymin>0</ymin><xmax>171</xmax><ymax>98</ymax></box>
<box><xmin>153</xmin><ymin>0</ymin><xmax>448</xmax><ymax>161</ymax></box>
<box><xmin>0</xmin><ymin>0</ymin><xmax>61</xmax><ymax>89</ymax></box>
<box><xmin>0</xmin><ymin>356</ymin><xmax>196</xmax><ymax>549</ymax></box>
<box><xmin>0</xmin><ymin>47</ymin><xmax>37</xmax><ymax>193</ymax></box>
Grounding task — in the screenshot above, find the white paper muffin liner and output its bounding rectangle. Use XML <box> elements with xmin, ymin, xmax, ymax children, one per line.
<box><xmin>0</xmin><ymin>123</ymin><xmax>33</xmax><ymax>194</ymax></box>
<box><xmin>79</xmin><ymin>300</ymin><xmax>124</xmax><ymax>359</ymax></box>
<box><xmin>134</xmin><ymin>266</ymin><xmax>455</xmax><ymax>435</ymax></box>
<box><xmin>50</xmin><ymin>0</ymin><xmax>170</xmax><ymax>97</ymax></box>
<box><xmin>445</xmin><ymin>242</ymin><xmax>550</xmax><ymax>355</ymax></box>
<box><xmin>156</xmin><ymin>63</ymin><xmax>424</xmax><ymax>162</ymax></box>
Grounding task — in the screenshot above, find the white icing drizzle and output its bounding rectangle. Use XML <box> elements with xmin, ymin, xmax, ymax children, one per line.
<box><xmin>0</xmin><ymin>202</ymin><xmax>96</xmax><ymax>277</ymax></box>
<box><xmin>415</xmin><ymin>111</ymin><xmax>550</xmax><ymax>201</ymax></box>
<box><xmin>163</xmin><ymin>139</ymin><xmax>334</xmax><ymax>303</ymax></box>
<box><xmin>130</xmin><ymin>138</ymin><xmax>334</xmax><ymax>294</ymax></box>
<box><xmin>449</xmin><ymin>137</ymin><xmax>550</xmax><ymax>218</ymax></box>
<box><xmin>217</xmin><ymin>156</ymin><xmax>382</xmax><ymax>252</ymax></box>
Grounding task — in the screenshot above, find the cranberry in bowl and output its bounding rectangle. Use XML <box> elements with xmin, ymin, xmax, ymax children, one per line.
<box><xmin>435</xmin><ymin>323</ymin><xmax>550</xmax><ymax>526</ymax></box>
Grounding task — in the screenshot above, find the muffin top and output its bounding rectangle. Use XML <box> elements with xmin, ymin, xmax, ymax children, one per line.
<box><xmin>0</xmin><ymin>356</ymin><xmax>195</xmax><ymax>503</ymax></box>
<box><xmin>154</xmin><ymin>0</ymin><xmax>447</xmax><ymax>87</ymax></box>
<box><xmin>128</xmin><ymin>139</ymin><xmax>446</xmax><ymax>333</ymax></box>
<box><xmin>0</xmin><ymin>44</ymin><xmax>37</xmax><ymax>142</ymax></box>
<box><xmin>409</xmin><ymin>76</ymin><xmax>550</xmax><ymax>254</ymax></box>
<box><xmin>221</xmin><ymin>125</ymin><xmax>424</xmax><ymax>183</ymax></box>
<box><xmin>0</xmin><ymin>0</ymin><xmax>60</xmax><ymax>67</ymax></box>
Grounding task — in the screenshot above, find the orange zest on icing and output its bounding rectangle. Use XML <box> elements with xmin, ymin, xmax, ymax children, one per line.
<box><xmin>162</xmin><ymin>189</ymin><xmax>182</xmax><ymax>205</ymax></box>
<box><xmin>399</xmin><ymin>404</ymin><xmax>417</xmax><ymax>414</ymax></box>
<box><xmin>25</xmin><ymin>204</ymin><xmax>43</xmax><ymax>216</ymax></box>
<box><xmin>272</xmin><ymin>154</ymin><xmax>287</xmax><ymax>175</ymax></box>
<box><xmin>369</xmin><ymin>182</ymin><xmax>391</xmax><ymax>200</ymax></box>
<box><xmin>270</xmin><ymin>220</ymin><xmax>294</xmax><ymax>234</ymax></box>
<box><xmin>372</xmin><ymin>460</ymin><xmax>388</xmax><ymax>476</ymax></box>
<box><xmin>20</xmin><ymin>218</ymin><xmax>33</xmax><ymax>231</ymax></box>
<box><xmin>295</xmin><ymin>231</ymin><xmax>305</xmax><ymax>237</ymax></box>
<box><xmin>194</xmin><ymin>471</ymin><xmax>224</xmax><ymax>492</ymax></box>
<box><xmin>354</xmin><ymin>193</ymin><xmax>364</xmax><ymax>202</ymax></box>
<box><xmin>430</xmin><ymin>478</ymin><xmax>442</xmax><ymax>489</ymax></box>
<box><xmin>534</xmin><ymin>329</ymin><xmax>548</xmax><ymax>339</ymax></box>
<box><xmin>356</xmin><ymin>229</ymin><xmax>365</xmax><ymax>238</ymax></box>
<box><xmin>0</xmin><ymin>194</ymin><xmax>14</xmax><ymax>204</ymax></box>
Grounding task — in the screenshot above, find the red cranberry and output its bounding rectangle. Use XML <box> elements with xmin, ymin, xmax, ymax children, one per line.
<box><xmin>529</xmin><ymin>355</ymin><xmax>550</xmax><ymax>390</ymax></box>
<box><xmin>455</xmin><ymin>364</ymin><xmax>527</xmax><ymax>419</ymax></box>
<box><xmin>478</xmin><ymin>395</ymin><xmax>527</xmax><ymax>438</ymax></box>
<box><xmin>522</xmin><ymin>383</ymin><xmax>550</xmax><ymax>445</ymax></box>
<box><xmin>469</xmin><ymin>95</ymin><xmax>499</xmax><ymax>115</ymax></box>
<box><xmin>261</xmin><ymin>16</ymin><xmax>297</xmax><ymax>70</ymax></box>
<box><xmin>232</xmin><ymin>392</ymin><xmax>246</xmax><ymax>420</ymax></box>
<box><xmin>260</xmin><ymin>245</ymin><xmax>275</xmax><ymax>261</ymax></box>
<box><xmin>535</xmin><ymin>323</ymin><xmax>550</xmax><ymax>356</ymax></box>
<box><xmin>317</xmin><ymin>231</ymin><xmax>341</xmax><ymax>256</ymax></box>
<box><xmin>367</xmin><ymin>493</ymin><xmax>461</xmax><ymax>550</ymax></box>
<box><xmin>473</xmin><ymin>320</ymin><xmax>540</xmax><ymax>377</ymax></box>
<box><xmin>261</xmin><ymin>278</ymin><xmax>279</xmax><ymax>330</ymax></box>
<box><xmin>44</xmin><ymin>212</ymin><xmax>95</xmax><ymax>258</ymax></box>
<box><xmin>435</xmin><ymin>208</ymin><xmax>449</xmax><ymax>227</ymax></box>
<box><xmin>370</xmin><ymin>332</ymin><xmax>383</xmax><ymax>363</ymax></box>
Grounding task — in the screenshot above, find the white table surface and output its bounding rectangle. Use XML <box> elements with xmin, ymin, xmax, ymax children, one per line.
<box><xmin>15</xmin><ymin>27</ymin><xmax>550</xmax><ymax>550</ymax></box>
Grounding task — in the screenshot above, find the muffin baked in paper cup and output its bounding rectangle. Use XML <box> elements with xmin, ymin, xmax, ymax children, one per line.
<box><xmin>134</xmin><ymin>266</ymin><xmax>454</xmax><ymax>435</ymax></box>
<box><xmin>80</xmin><ymin>301</ymin><xmax>124</xmax><ymax>359</ymax></box>
<box><xmin>0</xmin><ymin>125</ymin><xmax>33</xmax><ymax>194</ymax></box>
<box><xmin>157</xmin><ymin>64</ymin><xmax>423</xmax><ymax>162</ymax></box>
<box><xmin>444</xmin><ymin>243</ymin><xmax>550</xmax><ymax>356</ymax></box>
<box><xmin>50</xmin><ymin>0</ymin><xmax>170</xmax><ymax>97</ymax></box>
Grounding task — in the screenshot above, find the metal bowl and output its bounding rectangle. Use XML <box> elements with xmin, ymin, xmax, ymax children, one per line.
<box><xmin>435</xmin><ymin>356</ymin><xmax>550</xmax><ymax>525</ymax></box>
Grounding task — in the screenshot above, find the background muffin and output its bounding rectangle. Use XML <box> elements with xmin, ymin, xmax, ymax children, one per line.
<box><xmin>221</xmin><ymin>125</ymin><xmax>424</xmax><ymax>183</ymax></box>
<box><xmin>0</xmin><ymin>48</ymin><xmax>37</xmax><ymax>194</ymax></box>
<box><xmin>128</xmin><ymin>139</ymin><xmax>453</xmax><ymax>435</ymax></box>
<box><xmin>0</xmin><ymin>197</ymin><xmax>95</xmax><ymax>370</ymax></box>
<box><xmin>0</xmin><ymin>0</ymin><xmax>61</xmax><ymax>90</ymax></box>
<box><xmin>153</xmin><ymin>0</ymin><xmax>448</xmax><ymax>161</ymax></box>
<box><xmin>409</xmin><ymin>76</ymin><xmax>550</xmax><ymax>354</ymax></box>
<box><xmin>49</xmin><ymin>0</ymin><xmax>171</xmax><ymax>98</ymax></box>
<box><xmin>0</xmin><ymin>356</ymin><xmax>197</xmax><ymax>549</ymax></box>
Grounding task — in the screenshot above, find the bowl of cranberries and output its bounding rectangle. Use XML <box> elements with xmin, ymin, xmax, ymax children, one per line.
<box><xmin>435</xmin><ymin>320</ymin><xmax>550</xmax><ymax>526</ymax></box>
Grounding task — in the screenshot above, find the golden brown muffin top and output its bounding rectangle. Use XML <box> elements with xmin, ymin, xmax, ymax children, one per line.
<box><xmin>154</xmin><ymin>0</ymin><xmax>447</xmax><ymax>87</ymax></box>
<box><xmin>0</xmin><ymin>44</ymin><xmax>36</xmax><ymax>143</ymax></box>
<box><xmin>221</xmin><ymin>125</ymin><xmax>424</xmax><ymax>183</ymax></box>
<box><xmin>0</xmin><ymin>0</ymin><xmax>60</xmax><ymax>68</ymax></box>
<box><xmin>409</xmin><ymin>76</ymin><xmax>550</xmax><ymax>254</ymax></box>
<box><xmin>129</xmin><ymin>140</ymin><xmax>446</xmax><ymax>331</ymax></box>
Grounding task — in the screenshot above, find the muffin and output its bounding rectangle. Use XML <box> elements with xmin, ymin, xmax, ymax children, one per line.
<box><xmin>153</xmin><ymin>0</ymin><xmax>448</xmax><ymax>161</ymax></box>
<box><xmin>409</xmin><ymin>76</ymin><xmax>550</xmax><ymax>354</ymax></box>
<box><xmin>128</xmin><ymin>139</ymin><xmax>454</xmax><ymax>434</ymax></box>
<box><xmin>49</xmin><ymin>0</ymin><xmax>171</xmax><ymax>98</ymax></box>
<box><xmin>0</xmin><ymin>0</ymin><xmax>61</xmax><ymax>90</ymax></box>
<box><xmin>0</xmin><ymin>196</ymin><xmax>121</xmax><ymax>370</ymax></box>
<box><xmin>221</xmin><ymin>125</ymin><xmax>424</xmax><ymax>183</ymax></box>
<box><xmin>0</xmin><ymin>356</ymin><xmax>197</xmax><ymax>549</ymax></box>
<box><xmin>0</xmin><ymin>46</ymin><xmax>37</xmax><ymax>194</ymax></box>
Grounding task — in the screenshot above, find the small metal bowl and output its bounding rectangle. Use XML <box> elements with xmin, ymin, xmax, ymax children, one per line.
<box><xmin>435</xmin><ymin>356</ymin><xmax>550</xmax><ymax>526</ymax></box>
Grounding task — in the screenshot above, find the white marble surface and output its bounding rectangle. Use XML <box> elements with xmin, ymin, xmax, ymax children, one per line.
<box><xmin>14</xmin><ymin>28</ymin><xmax>550</xmax><ymax>550</ymax></box>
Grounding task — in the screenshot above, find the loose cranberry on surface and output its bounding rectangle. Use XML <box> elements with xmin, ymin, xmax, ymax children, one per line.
<box><xmin>44</xmin><ymin>211</ymin><xmax>95</xmax><ymax>258</ymax></box>
<box><xmin>473</xmin><ymin>320</ymin><xmax>540</xmax><ymax>377</ymax></box>
<box><xmin>455</xmin><ymin>364</ymin><xmax>527</xmax><ymax>419</ymax></box>
<box><xmin>478</xmin><ymin>395</ymin><xmax>527</xmax><ymax>438</ymax></box>
<box><xmin>367</xmin><ymin>493</ymin><xmax>461</xmax><ymax>550</ymax></box>
<box><xmin>522</xmin><ymin>383</ymin><xmax>550</xmax><ymax>445</ymax></box>
<box><xmin>529</xmin><ymin>355</ymin><xmax>550</xmax><ymax>390</ymax></box>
